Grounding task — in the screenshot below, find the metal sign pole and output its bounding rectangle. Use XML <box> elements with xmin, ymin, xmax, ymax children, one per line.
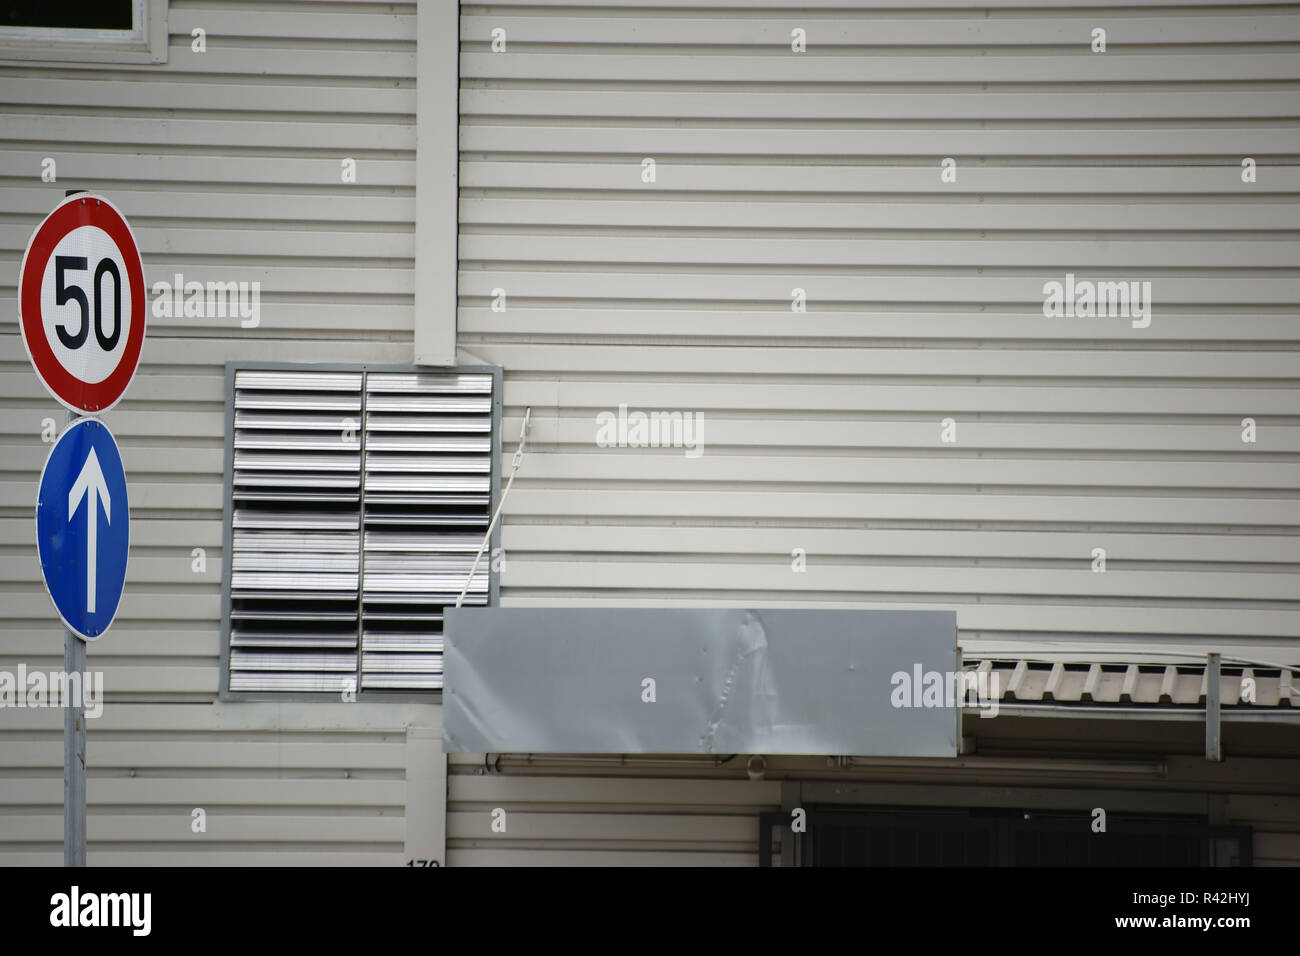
<box><xmin>63</xmin><ymin>407</ymin><xmax>86</xmax><ymax>867</ymax></box>
<box><xmin>64</xmin><ymin>625</ymin><xmax>86</xmax><ymax>866</ymax></box>
<box><xmin>59</xmin><ymin>190</ymin><xmax>87</xmax><ymax>868</ymax></box>
<box><xmin>25</xmin><ymin>187</ymin><xmax>139</xmax><ymax>868</ymax></box>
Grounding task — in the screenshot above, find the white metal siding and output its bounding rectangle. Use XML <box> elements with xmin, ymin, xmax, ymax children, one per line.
<box><xmin>447</xmin><ymin>757</ymin><xmax>780</xmax><ymax>865</ymax></box>
<box><xmin>0</xmin><ymin>703</ymin><xmax>423</xmax><ymax>866</ymax></box>
<box><xmin>447</xmin><ymin>752</ymin><xmax>1300</xmax><ymax>866</ymax></box>
<box><xmin>0</xmin><ymin>0</ymin><xmax>429</xmax><ymax>864</ymax></box>
<box><xmin>456</xmin><ymin>0</ymin><xmax>1300</xmax><ymax>865</ymax></box>
<box><xmin>1</xmin><ymin>0</ymin><xmax>1297</xmax><ymax>869</ymax></box>
<box><xmin>459</xmin><ymin>1</ymin><xmax>1300</xmax><ymax>667</ymax></box>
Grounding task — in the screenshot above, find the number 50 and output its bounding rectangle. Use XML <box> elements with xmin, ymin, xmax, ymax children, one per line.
<box><xmin>54</xmin><ymin>255</ymin><xmax>122</xmax><ymax>351</ymax></box>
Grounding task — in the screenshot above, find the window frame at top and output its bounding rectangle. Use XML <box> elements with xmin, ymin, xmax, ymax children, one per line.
<box><xmin>0</xmin><ymin>0</ymin><xmax>167</xmax><ymax>65</ymax></box>
<box><xmin>218</xmin><ymin>361</ymin><xmax>504</xmax><ymax>704</ymax></box>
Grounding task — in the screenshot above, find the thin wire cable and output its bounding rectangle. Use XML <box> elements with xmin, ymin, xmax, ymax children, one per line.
<box><xmin>456</xmin><ymin>407</ymin><xmax>530</xmax><ymax>609</ymax></box>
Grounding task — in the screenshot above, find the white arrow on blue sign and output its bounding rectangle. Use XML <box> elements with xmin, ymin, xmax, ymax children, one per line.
<box><xmin>36</xmin><ymin>418</ymin><xmax>129</xmax><ymax>641</ymax></box>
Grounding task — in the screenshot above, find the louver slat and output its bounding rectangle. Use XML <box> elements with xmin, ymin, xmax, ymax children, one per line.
<box><xmin>228</xmin><ymin>370</ymin><xmax>362</xmax><ymax>693</ymax></box>
<box><xmin>361</xmin><ymin>372</ymin><xmax>494</xmax><ymax>691</ymax></box>
<box><xmin>226</xmin><ymin>368</ymin><xmax>495</xmax><ymax>695</ymax></box>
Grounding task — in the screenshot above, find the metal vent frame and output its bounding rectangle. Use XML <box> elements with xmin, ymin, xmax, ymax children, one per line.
<box><xmin>219</xmin><ymin>361</ymin><xmax>502</xmax><ymax>702</ymax></box>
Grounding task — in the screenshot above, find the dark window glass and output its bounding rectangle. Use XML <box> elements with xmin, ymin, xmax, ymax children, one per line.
<box><xmin>1</xmin><ymin>1</ymin><xmax>133</xmax><ymax>30</ymax></box>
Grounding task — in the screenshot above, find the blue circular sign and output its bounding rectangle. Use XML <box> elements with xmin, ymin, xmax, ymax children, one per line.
<box><xmin>36</xmin><ymin>418</ymin><xmax>129</xmax><ymax>641</ymax></box>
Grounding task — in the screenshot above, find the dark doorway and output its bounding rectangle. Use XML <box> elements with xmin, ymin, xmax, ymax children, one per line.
<box><xmin>759</xmin><ymin>807</ymin><xmax>1251</xmax><ymax>867</ymax></box>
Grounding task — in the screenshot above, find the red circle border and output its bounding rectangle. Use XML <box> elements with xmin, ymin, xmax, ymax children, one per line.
<box><xmin>19</xmin><ymin>195</ymin><xmax>146</xmax><ymax>413</ymax></box>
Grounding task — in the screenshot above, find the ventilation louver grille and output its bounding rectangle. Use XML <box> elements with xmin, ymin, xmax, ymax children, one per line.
<box><xmin>361</xmin><ymin>373</ymin><xmax>493</xmax><ymax>690</ymax></box>
<box><xmin>228</xmin><ymin>368</ymin><xmax>494</xmax><ymax>694</ymax></box>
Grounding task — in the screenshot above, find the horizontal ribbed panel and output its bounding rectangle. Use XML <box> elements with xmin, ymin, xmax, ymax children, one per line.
<box><xmin>228</xmin><ymin>369</ymin><xmax>363</xmax><ymax>693</ymax></box>
<box><xmin>0</xmin><ymin>0</ymin><xmax>425</xmax><ymax>865</ymax></box>
<box><xmin>460</xmin><ymin>0</ymin><xmax>1300</xmax><ymax>666</ymax></box>
<box><xmin>448</xmin><ymin>767</ymin><xmax>779</xmax><ymax>865</ymax></box>
<box><xmin>227</xmin><ymin>367</ymin><xmax>495</xmax><ymax>694</ymax></box>
<box><xmin>229</xmin><ymin>672</ymin><xmax>358</xmax><ymax>693</ymax></box>
<box><xmin>364</xmin><ymin>633</ymin><xmax>445</xmax><ymax>652</ymax></box>
<box><xmin>361</xmin><ymin>372</ymin><xmax>494</xmax><ymax>690</ymax></box>
<box><xmin>234</xmin><ymin>372</ymin><xmax>363</xmax><ymax>392</ymax></box>
<box><xmin>231</xmin><ymin>630</ymin><xmax>358</xmax><ymax>648</ymax></box>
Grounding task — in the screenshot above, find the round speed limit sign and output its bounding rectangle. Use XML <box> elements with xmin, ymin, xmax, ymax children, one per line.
<box><xmin>19</xmin><ymin>193</ymin><xmax>147</xmax><ymax>414</ymax></box>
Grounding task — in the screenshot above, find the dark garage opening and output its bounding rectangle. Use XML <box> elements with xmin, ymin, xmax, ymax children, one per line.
<box><xmin>760</xmin><ymin>808</ymin><xmax>1252</xmax><ymax>867</ymax></box>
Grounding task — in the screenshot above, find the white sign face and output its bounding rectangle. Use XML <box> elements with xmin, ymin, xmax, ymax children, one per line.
<box><xmin>18</xmin><ymin>193</ymin><xmax>147</xmax><ymax>414</ymax></box>
<box><xmin>39</xmin><ymin>224</ymin><xmax>134</xmax><ymax>386</ymax></box>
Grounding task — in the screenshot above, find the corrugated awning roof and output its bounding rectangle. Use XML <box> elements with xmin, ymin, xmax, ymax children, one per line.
<box><xmin>964</xmin><ymin>658</ymin><xmax>1297</xmax><ymax>710</ymax></box>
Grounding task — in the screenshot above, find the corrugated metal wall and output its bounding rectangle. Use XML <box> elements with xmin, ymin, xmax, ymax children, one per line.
<box><xmin>460</xmin><ymin>0</ymin><xmax>1300</xmax><ymax>666</ymax></box>
<box><xmin>447</xmin><ymin>756</ymin><xmax>779</xmax><ymax>865</ymax></box>
<box><xmin>0</xmin><ymin>703</ymin><xmax>421</xmax><ymax>865</ymax></box>
<box><xmin>456</xmin><ymin>0</ymin><xmax>1300</xmax><ymax>864</ymax></box>
<box><xmin>2</xmin><ymin>0</ymin><xmax>1297</xmax><ymax>867</ymax></box>
<box><xmin>0</xmin><ymin>0</ymin><xmax>432</xmax><ymax>864</ymax></box>
<box><xmin>445</xmin><ymin>749</ymin><xmax>1300</xmax><ymax>866</ymax></box>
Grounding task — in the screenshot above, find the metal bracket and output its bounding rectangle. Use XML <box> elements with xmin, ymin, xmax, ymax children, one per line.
<box><xmin>1206</xmin><ymin>652</ymin><xmax>1222</xmax><ymax>762</ymax></box>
